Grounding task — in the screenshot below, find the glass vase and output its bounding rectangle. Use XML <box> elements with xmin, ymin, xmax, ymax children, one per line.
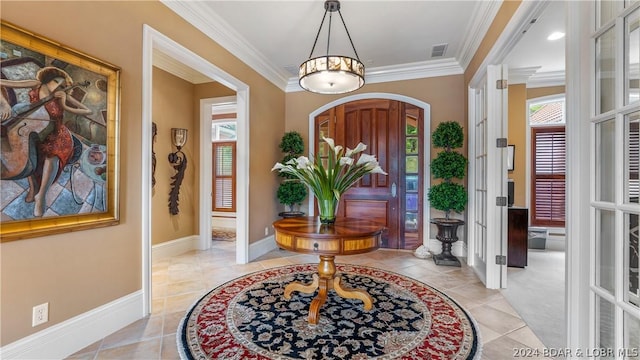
<box><xmin>317</xmin><ymin>198</ymin><xmax>338</xmax><ymax>224</ymax></box>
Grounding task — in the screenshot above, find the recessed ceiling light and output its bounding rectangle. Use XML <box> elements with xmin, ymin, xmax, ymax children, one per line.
<box><xmin>547</xmin><ymin>32</ymin><xmax>565</xmax><ymax>41</ymax></box>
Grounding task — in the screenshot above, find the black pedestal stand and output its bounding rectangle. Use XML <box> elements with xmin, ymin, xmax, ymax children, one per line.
<box><xmin>431</xmin><ymin>219</ymin><xmax>465</xmax><ymax>267</ymax></box>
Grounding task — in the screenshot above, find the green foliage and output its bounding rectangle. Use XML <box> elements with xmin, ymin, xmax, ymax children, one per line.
<box><xmin>431</xmin><ymin>151</ymin><xmax>467</xmax><ymax>180</ymax></box>
<box><xmin>279</xmin><ymin>131</ymin><xmax>305</xmax><ymax>155</ymax></box>
<box><xmin>429</xmin><ymin>121</ymin><xmax>468</xmax><ymax>218</ymax></box>
<box><xmin>428</xmin><ymin>182</ymin><xmax>468</xmax><ymax>215</ymax></box>
<box><xmin>432</xmin><ymin>121</ymin><xmax>464</xmax><ymax>149</ymax></box>
<box><xmin>277</xmin><ymin>181</ymin><xmax>308</xmax><ymax>209</ymax></box>
<box><xmin>276</xmin><ymin>132</ymin><xmax>308</xmax><ymax>207</ymax></box>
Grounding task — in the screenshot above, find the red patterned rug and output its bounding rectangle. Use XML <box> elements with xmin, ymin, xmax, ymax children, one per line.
<box><xmin>211</xmin><ymin>228</ymin><xmax>235</xmax><ymax>242</ymax></box>
<box><xmin>178</xmin><ymin>264</ymin><xmax>481</xmax><ymax>359</ymax></box>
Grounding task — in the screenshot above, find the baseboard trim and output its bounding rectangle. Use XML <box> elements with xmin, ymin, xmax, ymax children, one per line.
<box><xmin>0</xmin><ymin>291</ymin><xmax>143</xmax><ymax>360</ymax></box>
<box><xmin>152</xmin><ymin>235</ymin><xmax>199</xmax><ymax>259</ymax></box>
<box><xmin>249</xmin><ymin>235</ymin><xmax>277</xmax><ymax>261</ymax></box>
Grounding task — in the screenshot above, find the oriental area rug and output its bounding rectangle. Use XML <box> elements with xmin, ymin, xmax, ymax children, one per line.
<box><xmin>211</xmin><ymin>228</ymin><xmax>236</xmax><ymax>242</ymax></box>
<box><xmin>178</xmin><ymin>264</ymin><xmax>481</xmax><ymax>359</ymax></box>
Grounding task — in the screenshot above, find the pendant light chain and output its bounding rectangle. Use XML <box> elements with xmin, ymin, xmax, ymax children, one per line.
<box><xmin>336</xmin><ymin>9</ymin><xmax>361</xmax><ymax>61</ymax></box>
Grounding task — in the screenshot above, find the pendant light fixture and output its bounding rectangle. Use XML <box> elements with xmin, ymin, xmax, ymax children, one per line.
<box><xmin>299</xmin><ymin>0</ymin><xmax>365</xmax><ymax>94</ymax></box>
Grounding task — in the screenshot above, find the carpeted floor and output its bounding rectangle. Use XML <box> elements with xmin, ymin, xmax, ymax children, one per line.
<box><xmin>178</xmin><ymin>263</ymin><xmax>481</xmax><ymax>359</ymax></box>
<box><xmin>211</xmin><ymin>227</ymin><xmax>235</xmax><ymax>242</ymax></box>
<box><xmin>502</xmin><ymin>250</ymin><xmax>565</xmax><ymax>350</ymax></box>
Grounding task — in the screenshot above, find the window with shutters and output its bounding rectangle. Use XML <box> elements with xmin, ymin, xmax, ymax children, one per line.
<box><xmin>531</xmin><ymin>126</ymin><xmax>566</xmax><ymax>226</ymax></box>
<box><xmin>530</xmin><ymin>98</ymin><xmax>566</xmax><ymax>227</ymax></box>
<box><xmin>212</xmin><ymin>142</ymin><xmax>235</xmax><ymax>212</ymax></box>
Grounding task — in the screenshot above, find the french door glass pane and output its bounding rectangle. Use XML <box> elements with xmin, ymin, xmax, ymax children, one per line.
<box><xmin>624</xmin><ymin>312</ymin><xmax>640</xmax><ymax>356</ymax></box>
<box><xmin>597</xmin><ymin>28</ymin><xmax>616</xmax><ymax>114</ymax></box>
<box><xmin>626</xmin><ymin>8</ymin><xmax>640</xmax><ymax>104</ymax></box>
<box><xmin>596</xmin><ymin>296</ymin><xmax>616</xmax><ymax>354</ymax></box>
<box><xmin>627</xmin><ymin>212</ymin><xmax>640</xmax><ymax>307</ymax></box>
<box><xmin>627</xmin><ymin>111</ymin><xmax>640</xmax><ymax>204</ymax></box>
<box><xmin>599</xmin><ymin>1</ymin><xmax>618</xmax><ymax>26</ymax></box>
<box><xmin>597</xmin><ymin>209</ymin><xmax>616</xmax><ymax>294</ymax></box>
<box><xmin>597</xmin><ymin>119</ymin><xmax>616</xmax><ymax>202</ymax></box>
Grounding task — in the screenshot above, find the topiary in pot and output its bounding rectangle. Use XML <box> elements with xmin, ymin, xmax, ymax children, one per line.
<box><xmin>427</xmin><ymin>121</ymin><xmax>468</xmax><ymax>266</ymax></box>
<box><xmin>279</xmin><ymin>131</ymin><xmax>305</xmax><ymax>179</ymax></box>
<box><xmin>277</xmin><ymin>180</ymin><xmax>308</xmax><ymax>213</ymax></box>
<box><xmin>276</xmin><ymin>132</ymin><xmax>307</xmax><ymax>217</ymax></box>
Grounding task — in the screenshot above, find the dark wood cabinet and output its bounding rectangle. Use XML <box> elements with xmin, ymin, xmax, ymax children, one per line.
<box><xmin>508</xmin><ymin>207</ymin><xmax>528</xmax><ymax>268</ymax></box>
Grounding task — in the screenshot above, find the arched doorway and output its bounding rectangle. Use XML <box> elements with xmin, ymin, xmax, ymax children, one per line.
<box><xmin>309</xmin><ymin>94</ymin><xmax>430</xmax><ymax>250</ymax></box>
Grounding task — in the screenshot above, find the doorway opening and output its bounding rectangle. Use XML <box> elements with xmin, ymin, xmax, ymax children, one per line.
<box><xmin>142</xmin><ymin>25</ymin><xmax>250</xmax><ymax>316</ymax></box>
<box><xmin>308</xmin><ymin>93</ymin><xmax>431</xmax><ymax>251</ymax></box>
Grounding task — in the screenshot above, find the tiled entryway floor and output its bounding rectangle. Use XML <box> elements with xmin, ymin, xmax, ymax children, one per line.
<box><xmin>68</xmin><ymin>241</ymin><xmax>551</xmax><ymax>359</ymax></box>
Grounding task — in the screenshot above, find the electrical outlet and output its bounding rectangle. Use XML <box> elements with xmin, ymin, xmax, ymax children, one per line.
<box><xmin>32</xmin><ymin>303</ymin><xmax>49</xmax><ymax>327</ymax></box>
<box><xmin>265</xmin><ymin>226</ymin><xmax>269</xmax><ymax>236</ymax></box>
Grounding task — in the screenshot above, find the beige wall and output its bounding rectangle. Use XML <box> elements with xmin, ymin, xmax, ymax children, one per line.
<box><xmin>464</xmin><ymin>0</ymin><xmax>522</xmax><ymax>87</ymax></box>
<box><xmin>508</xmin><ymin>84</ymin><xmax>527</xmax><ymax>207</ymax></box>
<box><xmin>152</xmin><ymin>68</ymin><xmax>196</xmax><ymax>245</ymax></box>
<box><xmin>527</xmin><ymin>85</ymin><xmax>565</xmax><ymax>100</ymax></box>
<box><xmin>285</xmin><ymin>75</ymin><xmax>467</xmax><ymax>236</ymax></box>
<box><xmin>1</xmin><ymin>1</ymin><xmax>284</xmax><ymax>345</ymax></box>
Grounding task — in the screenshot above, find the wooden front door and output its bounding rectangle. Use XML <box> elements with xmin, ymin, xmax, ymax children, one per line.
<box><xmin>315</xmin><ymin>99</ymin><xmax>423</xmax><ymax>249</ymax></box>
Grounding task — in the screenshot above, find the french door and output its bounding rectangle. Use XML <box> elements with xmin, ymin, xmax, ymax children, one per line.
<box><xmin>584</xmin><ymin>0</ymin><xmax>640</xmax><ymax>354</ymax></box>
<box><xmin>315</xmin><ymin>99</ymin><xmax>424</xmax><ymax>250</ymax></box>
<box><xmin>469</xmin><ymin>65</ymin><xmax>509</xmax><ymax>289</ymax></box>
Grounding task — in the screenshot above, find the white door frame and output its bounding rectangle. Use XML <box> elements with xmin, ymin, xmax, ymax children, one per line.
<box><xmin>141</xmin><ymin>25</ymin><xmax>250</xmax><ymax>315</ymax></box>
<box><xmin>307</xmin><ymin>93</ymin><xmax>432</xmax><ymax>249</ymax></box>
<box><xmin>467</xmin><ymin>65</ymin><xmax>509</xmax><ymax>289</ymax></box>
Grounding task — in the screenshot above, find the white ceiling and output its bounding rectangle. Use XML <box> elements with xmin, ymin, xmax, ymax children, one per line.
<box><xmin>159</xmin><ymin>0</ymin><xmax>565</xmax><ymax>90</ymax></box>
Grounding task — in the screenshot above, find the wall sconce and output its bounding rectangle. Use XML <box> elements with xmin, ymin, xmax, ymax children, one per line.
<box><xmin>168</xmin><ymin>128</ymin><xmax>188</xmax><ymax>215</ymax></box>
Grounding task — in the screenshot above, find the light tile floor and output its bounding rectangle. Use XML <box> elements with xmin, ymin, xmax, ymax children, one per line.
<box><xmin>68</xmin><ymin>241</ymin><xmax>551</xmax><ymax>359</ymax></box>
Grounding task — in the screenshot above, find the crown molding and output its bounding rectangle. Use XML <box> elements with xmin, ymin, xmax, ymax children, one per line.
<box><xmin>286</xmin><ymin>58</ymin><xmax>464</xmax><ymax>93</ymax></box>
<box><xmin>457</xmin><ymin>0</ymin><xmax>504</xmax><ymax>71</ymax></box>
<box><xmin>160</xmin><ymin>0</ymin><xmax>290</xmax><ymax>90</ymax></box>
<box><xmin>508</xmin><ymin>66</ymin><xmax>541</xmax><ymax>85</ymax></box>
<box><xmin>163</xmin><ymin>1</ymin><xmax>497</xmax><ymax>92</ymax></box>
<box><xmin>527</xmin><ymin>70</ymin><xmax>566</xmax><ymax>88</ymax></box>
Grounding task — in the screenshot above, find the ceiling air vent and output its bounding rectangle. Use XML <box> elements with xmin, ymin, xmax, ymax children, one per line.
<box><xmin>431</xmin><ymin>43</ymin><xmax>448</xmax><ymax>58</ymax></box>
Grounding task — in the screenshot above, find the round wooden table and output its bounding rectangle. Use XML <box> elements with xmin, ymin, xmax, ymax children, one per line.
<box><xmin>272</xmin><ymin>216</ymin><xmax>384</xmax><ymax>324</ymax></box>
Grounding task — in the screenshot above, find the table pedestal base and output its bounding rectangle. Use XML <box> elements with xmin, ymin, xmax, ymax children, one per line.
<box><xmin>283</xmin><ymin>255</ymin><xmax>373</xmax><ymax>324</ymax></box>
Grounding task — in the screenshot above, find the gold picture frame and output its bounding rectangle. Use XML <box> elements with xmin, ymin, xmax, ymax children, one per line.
<box><xmin>1</xmin><ymin>21</ymin><xmax>120</xmax><ymax>241</ymax></box>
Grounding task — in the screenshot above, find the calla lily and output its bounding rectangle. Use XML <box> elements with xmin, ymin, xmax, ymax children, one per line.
<box><xmin>345</xmin><ymin>142</ymin><xmax>367</xmax><ymax>157</ymax></box>
<box><xmin>369</xmin><ymin>166</ymin><xmax>388</xmax><ymax>175</ymax></box>
<box><xmin>356</xmin><ymin>153</ymin><xmax>378</xmax><ymax>166</ymax></box>
<box><xmin>271</xmin><ymin>163</ymin><xmax>286</xmax><ymax>171</ymax></box>
<box><xmin>339</xmin><ymin>157</ymin><xmax>354</xmax><ymax>166</ymax></box>
<box><xmin>323</xmin><ymin>137</ymin><xmax>335</xmax><ymax>150</ymax></box>
<box><xmin>272</xmin><ymin>137</ymin><xmax>387</xmax><ymax>222</ymax></box>
<box><xmin>295</xmin><ymin>156</ymin><xmax>311</xmax><ymax>169</ymax></box>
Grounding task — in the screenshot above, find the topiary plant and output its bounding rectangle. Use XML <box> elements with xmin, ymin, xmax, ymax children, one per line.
<box><xmin>277</xmin><ymin>180</ymin><xmax>308</xmax><ymax>212</ymax></box>
<box><xmin>276</xmin><ymin>131</ymin><xmax>307</xmax><ymax>214</ymax></box>
<box><xmin>278</xmin><ymin>131</ymin><xmax>305</xmax><ymax>179</ymax></box>
<box><xmin>428</xmin><ymin>121</ymin><xmax>468</xmax><ymax>220</ymax></box>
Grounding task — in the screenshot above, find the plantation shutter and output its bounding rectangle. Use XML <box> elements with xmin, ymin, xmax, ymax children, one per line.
<box><xmin>212</xmin><ymin>142</ymin><xmax>235</xmax><ymax>212</ymax></box>
<box><xmin>531</xmin><ymin>126</ymin><xmax>565</xmax><ymax>226</ymax></box>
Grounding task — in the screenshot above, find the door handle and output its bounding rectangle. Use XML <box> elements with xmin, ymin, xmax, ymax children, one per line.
<box><xmin>391</xmin><ymin>182</ymin><xmax>397</xmax><ymax>198</ymax></box>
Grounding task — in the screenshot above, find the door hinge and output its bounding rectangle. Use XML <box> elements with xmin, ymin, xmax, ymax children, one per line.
<box><xmin>496</xmin><ymin>255</ymin><xmax>507</xmax><ymax>265</ymax></box>
<box><xmin>496</xmin><ymin>196</ymin><xmax>507</xmax><ymax>206</ymax></box>
<box><xmin>496</xmin><ymin>138</ymin><xmax>508</xmax><ymax>148</ymax></box>
<box><xmin>496</xmin><ymin>79</ymin><xmax>508</xmax><ymax>89</ymax></box>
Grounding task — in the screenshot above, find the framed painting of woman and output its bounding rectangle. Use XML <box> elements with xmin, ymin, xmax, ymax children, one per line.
<box><xmin>0</xmin><ymin>21</ymin><xmax>120</xmax><ymax>241</ymax></box>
